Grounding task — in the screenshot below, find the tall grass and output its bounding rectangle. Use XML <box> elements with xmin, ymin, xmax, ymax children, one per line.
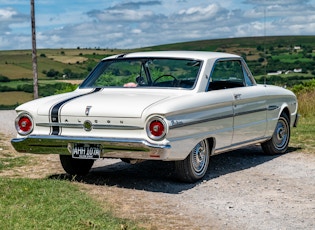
<box><xmin>290</xmin><ymin>79</ymin><xmax>315</xmax><ymax>152</ymax></box>
<box><xmin>291</xmin><ymin>79</ymin><xmax>315</xmax><ymax>117</ymax></box>
<box><xmin>296</xmin><ymin>90</ymin><xmax>315</xmax><ymax>117</ymax></box>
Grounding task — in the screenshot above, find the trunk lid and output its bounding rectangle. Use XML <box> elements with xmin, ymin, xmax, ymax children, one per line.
<box><xmin>38</xmin><ymin>90</ymin><xmax>173</xmax><ymax>118</ymax></box>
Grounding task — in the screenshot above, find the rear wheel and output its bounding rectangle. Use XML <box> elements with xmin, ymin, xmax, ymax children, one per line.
<box><xmin>59</xmin><ymin>155</ymin><xmax>94</xmax><ymax>176</ymax></box>
<box><xmin>262</xmin><ymin>113</ymin><xmax>290</xmax><ymax>155</ymax></box>
<box><xmin>175</xmin><ymin>140</ymin><xmax>210</xmax><ymax>182</ymax></box>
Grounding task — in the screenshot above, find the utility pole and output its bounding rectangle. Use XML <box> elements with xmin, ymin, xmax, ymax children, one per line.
<box><xmin>31</xmin><ymin>0</ymin><xmax>38</xmax><ymax>99</ymax></box>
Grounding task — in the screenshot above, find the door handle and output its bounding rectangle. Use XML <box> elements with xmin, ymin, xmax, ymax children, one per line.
<box><xmin>234</xmin><ymin>94</ymin><xmax>241</xmax><ymax>100</ymax></box>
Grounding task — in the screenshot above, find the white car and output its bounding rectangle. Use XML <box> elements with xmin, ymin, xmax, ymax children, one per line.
<box><xmin>11</xmin><ymin>51</ymin><xmax>299</xmax><ymax>182</ymax></box>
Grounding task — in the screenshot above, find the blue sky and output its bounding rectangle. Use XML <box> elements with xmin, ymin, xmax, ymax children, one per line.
<box><xmin>1</xmin><ymin>0</ymin><xmax>315</xmax><ymax>50</ymax></box>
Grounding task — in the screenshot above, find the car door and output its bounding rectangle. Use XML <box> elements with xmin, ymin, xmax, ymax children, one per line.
<box><xmin>208</xmin><ymin>59</ymin><xmax>267</xmax><ymax>145</ymax></box>
<box><xmin>230</xmin><ymin>60</ymin><xmax>267</xmax><ymax>144</ymax></box>
<box><xmin>232</xmin><ymin>85</ymin><xmax>267</xmax><ymax>144</ymax></box>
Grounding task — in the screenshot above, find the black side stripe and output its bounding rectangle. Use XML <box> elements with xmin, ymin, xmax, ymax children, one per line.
<box><xmin>50</xmin><ymin>88</ymin><xmax>102</xmax><ymax>135</ymax></box>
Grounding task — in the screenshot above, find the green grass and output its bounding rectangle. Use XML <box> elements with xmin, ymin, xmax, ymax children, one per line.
<box><xmin>0</xmin><ymin>156</ymin><xmax>31</xmax><ymax>171</ymax></box>
<box><xmin>0</xmin><ymin>134</ymin><xmax>32</xmax><ymax>171</ymax></box>
<box><xmin>0</xmin><ymin>178</ymin><xmax>140</xmax><ymax>230</ymax></box>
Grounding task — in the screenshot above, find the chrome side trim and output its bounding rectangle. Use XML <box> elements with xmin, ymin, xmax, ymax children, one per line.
<box><xmin>37</xmin><ymin>123</ymin><xmax>83</xmax><ymax>128</ymax></box>
<box><xmin>36</xmin><ymin>123</ymin><xmax>143</xmax><ymax>130</ymax></box>
<box><xmin>170</xmin><ymin>107</ymin><xmax>268</xmax><ymax>130</ymax></box>
<box><xmin>234</xmin><ymin>108</ymin><xmax>267</xmax><ymax>116</ymax></box>
<box><xmin>170</xmin><ymin>107</ymin><xmax>266</xmax><ymax>130</ymax></box>
<box><xmin>267</xmin><ymin>105</ymin><xmax>280</xmax><ymax>111</ymax></box>
<box><xmin>170</xmin><ymin>113</ymin><xmax>233</xmax><ymax>129</ymax></box>
<box><xmin>93</xmin><ymin>124</ymin><xmax>142</xmax><ymax>130</ymax></box>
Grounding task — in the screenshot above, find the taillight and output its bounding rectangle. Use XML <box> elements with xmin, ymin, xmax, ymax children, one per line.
<box><xmin>15</xmin><ymin>113</ymin><xmax>33</xmax><ymax>135</ymax></box>
<box><xmin>146</xmin><ymin>116</ymin><xmax>167</xmax><ymax>141</ymax></box>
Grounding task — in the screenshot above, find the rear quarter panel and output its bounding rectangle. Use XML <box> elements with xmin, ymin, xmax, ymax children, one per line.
<box><xmin>142</xmin><ymin>90</ymin><xmax>234</xmax><ymax>160</ymax></box>
<box><xmin>264</xmin><ymin>85</ymin><xmax>298</xmax><ymax>137</ymax></box>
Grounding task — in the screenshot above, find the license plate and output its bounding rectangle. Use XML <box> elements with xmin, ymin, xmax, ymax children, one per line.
<box><xmin>72</xmin><ymin>143</ymin><xmax>101</xmax><ymax>159</ymax></box>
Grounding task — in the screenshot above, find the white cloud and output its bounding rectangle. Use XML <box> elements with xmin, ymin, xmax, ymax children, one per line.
<box><xmin>0</xmin><ymin>0</ymin><xmax>315</xmax><ymax>50</ymax></box>
<box><xmin>0</xmin><ymin>8</ymin><xmax>17</xmax><ymax>19</ymax></box>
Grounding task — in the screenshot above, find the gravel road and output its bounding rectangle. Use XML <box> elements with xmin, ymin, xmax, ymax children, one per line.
<box><xmin>0</xmin><ymin>110</ymin><xmax>17</xmax><ymax>137</ymax></box>
<box><xmin>1</xmin><ymin>110</ymin><xmax>314</xmax><ymax>229</ymax></box>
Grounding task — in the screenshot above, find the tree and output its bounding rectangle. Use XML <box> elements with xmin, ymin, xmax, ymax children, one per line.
<box><xmin>256</xmin><ymin>45</ymin><xmax>263</xmax><ymax>51</ymax></box>
<box><xmin>46</xmin><ymin>69</ymin><xmax>60</xmax><ymax>78</ymax></box>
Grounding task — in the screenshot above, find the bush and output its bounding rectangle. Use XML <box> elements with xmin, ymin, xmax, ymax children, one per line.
<box><xmin>46</xmin><ymin>69</ymin><xmax>60</xmax><ymax>78</ymax></box>
<box><xmin>55</xmin><ymin>84</ymin><xmax>78</xmax><ymax>94</ymax></box>
<box><xmin>291</xmin><ymin>79</ymin><xmax>315</xmax><ymax>94</ymax></box>
<box><xmin>0</xmin><ymin>85</ymin><xmax>15</xmax><ymax>92</ymax></box>
<box><xmin>17</xmin><ymin>84</ymin><xmax>33</xmax><ymax>93</ymax></box>
<box><xmin>39</xmin><ymin>83</ymin><xmax>76</xmax><ymax>97</ymax></box>
<box><xmin>0</xmin><ymin>103</ymin><xmax>19</xmax><ymax>110</ymax></box>
<box><xmin>0</xmin><ymin>75</ymin><xmax>10</xmax><ymax>82</ymax></box>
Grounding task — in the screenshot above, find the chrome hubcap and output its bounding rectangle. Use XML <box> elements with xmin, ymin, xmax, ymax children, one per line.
<box><xmin>273</xmin><ymin>118</ymin><xmax>288</xmax><ymax>150</ymax></box>
<box><xmin>192</xmin><ymin>141</ymin><xmax>208</xmax><ymax>175</ymax></box>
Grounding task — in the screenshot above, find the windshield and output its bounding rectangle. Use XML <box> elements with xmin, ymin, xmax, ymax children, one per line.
<box><xmin>80</xmin><ymin>57</ymin><xmax>202</xmax><ymax>89</ymax></box>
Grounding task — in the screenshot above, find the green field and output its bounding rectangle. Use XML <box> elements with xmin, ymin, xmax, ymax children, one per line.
<box><xmin>271</xmin><ymin>53</ymin><xmax>314</xmax><ymax>63</ymax></box>
<box><xmin>0</xmin><ymin>91</ymin><xmax>33</xmax><ymax>105</ymax></box>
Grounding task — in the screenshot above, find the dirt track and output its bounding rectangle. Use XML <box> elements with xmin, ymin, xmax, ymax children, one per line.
<box><xmin>1</xmin><ymin>110</ymin><xmax>314</xmax><ymax>229</ymax></box>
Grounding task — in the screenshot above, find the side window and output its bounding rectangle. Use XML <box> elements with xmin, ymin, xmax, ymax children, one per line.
<box><xmin>243</xmin><ymin>65</ymin><xmax>254</xmax><ymax>86</ymax></box>
<box><xmin>208</xmin><ymin>60</ymin><xmax>246</xmax><ymax>91</ymax></box>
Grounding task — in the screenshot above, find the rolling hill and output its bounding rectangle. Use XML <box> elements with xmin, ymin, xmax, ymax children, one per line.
<box><xmin>1</xmin><ymin>35</ymin><xmax>315</xmax><ymax>108</ymax></box>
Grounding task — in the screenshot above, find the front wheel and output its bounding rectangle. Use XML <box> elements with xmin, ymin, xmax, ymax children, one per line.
<box><xmin>261</xmin><ymin>113</ymin><xmax>290</xmax><ymax>155</ymax></box>
<box><xmin>60</xmin><ymin>155</ymin><xmax>94</xmax><ymax>176</ymax></box>
<box><xmin>175</xmin><ymin>140</ymin><xmax>210</xmax><ymax>183</ymax></box>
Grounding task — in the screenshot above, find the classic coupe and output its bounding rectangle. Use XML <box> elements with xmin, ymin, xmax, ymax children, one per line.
<box><xmin>11</xmin><ymin>51</ymin><xmax>298</xmax><ymax>182</ymax></box>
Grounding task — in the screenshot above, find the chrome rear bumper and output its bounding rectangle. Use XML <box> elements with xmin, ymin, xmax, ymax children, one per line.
<box><xmin>11</xmin><ymin>135</ymin><xmax>171</xmax><ymax>160</ymax></box>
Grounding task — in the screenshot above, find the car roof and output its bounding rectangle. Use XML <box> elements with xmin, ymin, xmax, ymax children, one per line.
<box><xmin>103</xmin><ymin>51</ymin><xmax>240</xmax><ymax>61</ymax></box>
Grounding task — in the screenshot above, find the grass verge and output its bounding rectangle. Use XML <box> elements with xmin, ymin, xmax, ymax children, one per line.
<box><xmin>0</xmin><ymin>134</ymin><xmax>32</xmax><ymax>171</ymax></box>
<box><xmin>0</xmin><ymin>178</ymin><xmax>140</xmax><ymax>230</ymax></box>
<box><xmin>0</xmin><ymin>135</ymin><xmax>141</xmax><ymax>229</ymax></box>
<box><xmin>291</xmin><ymin>115</ymin><xmax>315</xmax><ymax>153</ymax></box>
<box><xmin>0</xmin><ymin>156</ymin><xmax>31</xmax><ymax>171</ymax></box>
<box><xmin>289</xmin><ymin>82</ymin><xmax>315</xmax><ymax>153</ymax></box>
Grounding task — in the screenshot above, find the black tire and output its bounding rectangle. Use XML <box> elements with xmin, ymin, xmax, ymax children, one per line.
<box><xmin>261</xmin><ymin>112</ymin><xmax>290</xmax><ymax>155</ymax></box>
<box><xmin>175</xmin><ymin>140</ymin><xmax>210</xmax><ymax>183</ymax></box>
<box><xmin>59</xmin><ymin>155</ymin><xmax>94</xmax><ymax>176</ymax></box>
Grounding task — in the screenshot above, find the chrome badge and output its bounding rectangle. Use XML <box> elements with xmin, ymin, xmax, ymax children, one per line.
<box><xmin>85</xmin><ymin>106</ymin><xmax>92</xmax><ymax>116</ymax></box>
<box><xmin>83</xmin><ymin>120</ymin><xmax>92</xmax><ymax>131</ymax></box>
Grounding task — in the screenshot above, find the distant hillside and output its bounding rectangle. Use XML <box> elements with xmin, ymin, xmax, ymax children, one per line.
<box><xmin>141</xmin><ymin>35</ymin><xmax>315</xmax><ymax>53</ymax></box>
<box><xmin>0</xmin><ymin>35</ymin><xmax>315</xmax><ymax>108</ymax></box>
<box><xmin>1</xmin><ymin>35</ymin><xmax>315</xmax><ymax>80</ymax></box>
<box><xmin>145</xmin><ymin>35</ymin><xmax>315</xmax><ymax>85</ymax></box>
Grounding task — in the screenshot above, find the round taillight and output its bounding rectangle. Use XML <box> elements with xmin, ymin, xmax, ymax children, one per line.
<box><xmin>146</xmin><ymin>116</ymin><xmax>167</xmax><ymax>141</ymax></box>
<box><xmin>15</xmin><ymin>114</ymin><xmax>33</xmax><ymax>135</ymax></box>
